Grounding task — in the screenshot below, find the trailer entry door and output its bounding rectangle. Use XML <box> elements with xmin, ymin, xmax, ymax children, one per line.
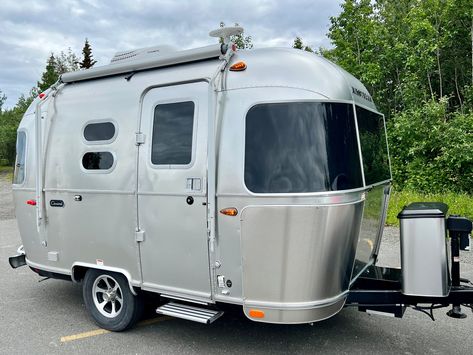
<box><xmin>138</xmin><ymin>82</ymin><xmax>211</xmax><ymax>300</ymax></box>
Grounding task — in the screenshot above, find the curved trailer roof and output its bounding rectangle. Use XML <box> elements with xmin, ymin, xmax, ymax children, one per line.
<box><xmin>60</xmin><ymin>44</ymin><xmax>377</xmax><ymax>111</ymax></box>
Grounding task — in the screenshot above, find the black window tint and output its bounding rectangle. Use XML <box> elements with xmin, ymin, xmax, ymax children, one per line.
<box><xmin>151</xmin><ymin>101</ymin><xmax>194</xmax><ymax>165</ymax></box>
<box><xmin>245</xmin><ymin>102</ymin><xmax>363</xmax><ymax>193</ymax></box>
<box><xmin>84</xmin><ymin>122</ymin><xmax>116</xmax><ymax>142</ymax></box>
<box><xmin>82</xmin><ymin>152</ymin><xmax>114</xmax><ymax>170</ymax></box>
<box><xmin>13</xmin><ymin>131</ymin><xmax>26</xmax><ymax>184</ymax></box>
<box><xmin>356</xmin><ymin>106</ymin><xmax>391</xmax><ymax>185</ymax></box>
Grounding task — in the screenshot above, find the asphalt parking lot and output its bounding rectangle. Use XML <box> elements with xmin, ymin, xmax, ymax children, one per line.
<box><xmin>1</xmin><ymin>171</ymin><xmax>473</xmax><ymax>354</ymax></box>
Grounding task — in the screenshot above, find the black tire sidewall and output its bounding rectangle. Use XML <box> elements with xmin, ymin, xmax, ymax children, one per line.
<box><xmin>83</xmin><ymin>269</ymin><xmax>142</xmax><ymax>331</ymax></box>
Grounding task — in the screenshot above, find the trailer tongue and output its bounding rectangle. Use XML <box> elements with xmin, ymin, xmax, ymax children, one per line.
<box><xmin>347</xmin><ymin>203</ymin><xmax>473</xmax><ymax>320</ymax></box>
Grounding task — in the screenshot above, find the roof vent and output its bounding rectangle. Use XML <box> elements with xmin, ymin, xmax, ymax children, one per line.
<box><xmin>110</xmin><ymin>45</ymin><xmax>177</xmax><ymax>64</ymax></box>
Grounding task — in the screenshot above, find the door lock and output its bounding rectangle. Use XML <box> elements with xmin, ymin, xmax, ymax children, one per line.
<box><xmin>186</xmin><ymin>178</ymin><xmax>202</xmax><ymax>191</ymax></box>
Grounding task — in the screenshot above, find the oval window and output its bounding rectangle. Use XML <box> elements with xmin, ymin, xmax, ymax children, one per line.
<box><xmin>84</xmin><ymin>122</ymin><xmax>116</xmax><ymax>142</ymax></box>
<box><xmin>82</xmin><ymin>152</ymin><xmax>114</xmax><ymax>170</ymax></box>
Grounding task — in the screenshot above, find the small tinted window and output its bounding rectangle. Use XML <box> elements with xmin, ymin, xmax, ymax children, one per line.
<box><xmin>82</xmin><ymin>152</ymin><xmax>114</xmax><ymax>170</ymax></box>
<box><xmin>151</xmin><ymin>101</ymin><xmax>194</xmax><ymax>165</ymax></box>
<box><xmin>356</xmin><ymin>106</ymin><xmax>391</xmax><ymax>185</ymax></box>
<box><xmin>84</xmin><ymin>122</ymin><xmax>116</xmax><ymax>142</ymax></box>
<box><xmin>245</xmin><ymin>102</ymin><xmax>363</xmax><ymax>193</ymax></box>
<box><xmin>13</xmin><ymin>131</ymin><xmax>26</xmax><ymax>184</ymax></box>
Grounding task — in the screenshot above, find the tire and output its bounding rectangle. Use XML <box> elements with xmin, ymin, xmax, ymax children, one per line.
<box><xmin>82</xmin><ymin>269</ymin><xmax>143</xmax><ymax>331</ymax></box>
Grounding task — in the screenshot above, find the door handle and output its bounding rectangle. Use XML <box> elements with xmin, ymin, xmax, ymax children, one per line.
<box><xmin>186</xmin><ymin>178</ymin><xmax>202</xmax><ymax>191</ymax></box>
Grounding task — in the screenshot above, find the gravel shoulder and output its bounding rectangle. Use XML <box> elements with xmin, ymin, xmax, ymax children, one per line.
<box><xmin>0</xmin><ymin>169</ymin><xmax>15</xmax><ymax>220</ymax></box>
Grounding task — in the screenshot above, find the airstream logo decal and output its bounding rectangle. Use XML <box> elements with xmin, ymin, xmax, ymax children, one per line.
<box><xmin>49</xmin><ymin>200</ymin><xmax>65</xmax><ymax>207</ymax></box>
<box><xmin>352</xmin><ymin>87</ymin><xmax>373</xmax><ymax>102</ymax></box>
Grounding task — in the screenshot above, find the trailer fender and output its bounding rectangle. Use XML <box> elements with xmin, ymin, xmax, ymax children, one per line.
<box><xmin>71</xmin><ymin>262</ymin><xmax>138</xmax><ymax>296</ymax></box>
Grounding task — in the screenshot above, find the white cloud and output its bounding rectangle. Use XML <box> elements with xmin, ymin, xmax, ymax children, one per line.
<box><xmin>0</xmin><ymin>0</ymin><xmax>341</xmax><ymax>107</ymax></box>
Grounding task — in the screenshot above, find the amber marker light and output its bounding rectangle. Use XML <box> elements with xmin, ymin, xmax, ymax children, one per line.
<box><xmin>229</xmin><ymin>61</ymin><xmax>247</xmax><ymax>71</ymax></box>
<box><xmin>249</xmin><ymin>309</ymin><xmax>265</xmax><ymax>318</ymax></box>
<box><xmin>220</xmin><ymin>207</ymin><xmax>238</xmax><ymax>216</ymax></box>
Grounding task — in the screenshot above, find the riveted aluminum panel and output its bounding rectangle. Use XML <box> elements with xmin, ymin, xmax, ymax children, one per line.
<box><xmin>240</xmin><ymin>202</ymin><xmax>363</xmax><ymax>323</ymax></box>
<box><xmin>225</xmin><ymin>48</ymin><xmax>377</xmax><ymax>111</ymax></box>
<box><xmin>138</xmin><ymin>82</ymin><xmax>211</xmax><ymax>299</ymax></box>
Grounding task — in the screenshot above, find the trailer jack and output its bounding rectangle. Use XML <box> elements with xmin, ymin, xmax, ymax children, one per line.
<box><xmin>446</xmin><ymin>215</ymin><xmax>472</xmax><ymax>319</ymax></box>
<box><xmin>348</xmin><ymin>212</ymin><xmax>473</xmax><ymax>321</ymax></box>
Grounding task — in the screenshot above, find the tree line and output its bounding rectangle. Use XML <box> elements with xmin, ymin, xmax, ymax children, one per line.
<box><xmin>320</xmin><ymin>0</ymin><xmax>473</xmax><ymax>194</ymax></box>
<box><xmin>0</xmin><ymin>39</ymin><xmax>97</xmax><ymax>165</ymax></box>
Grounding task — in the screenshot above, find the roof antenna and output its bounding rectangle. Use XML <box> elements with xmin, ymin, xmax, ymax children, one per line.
<box><xmin>209</xmin><ymin>25</ymin><xmax>244</xmax><ymax>91</ymax></box>
<box><xmin>209</xmin><ymin>26</ymin><xmax>244</xmax><ymax>54</ymax></box>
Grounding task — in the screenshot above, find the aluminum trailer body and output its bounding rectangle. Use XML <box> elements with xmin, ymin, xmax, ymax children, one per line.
<box><xmin>10</xmin><ymin>33</ymin><xmax>399</xmax><ymax>329</ymax></box>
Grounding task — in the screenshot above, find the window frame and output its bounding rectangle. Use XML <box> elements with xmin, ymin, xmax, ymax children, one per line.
<box><xmin>12</xmin><ymin>129</ymin><xmax>27</xmax><ymax>186</ymax></box>
<box><xmin>82</xmin><ymin>119</ymin><xmax>118</xmax><ymax>145</ymax></box>
<box><xmin>242</xmin><ymin>99</ymin><xmax>366</xmax><ymax>196</ymax></box>
<box><xmin>352</xmin><ymin>102</ymin><xmax>392</xmax><ymax>187</ymax></box>
<box><xmin>149</xmin><ymin>98</ymin><xmax>198</xmax><ymax>170</ymax></box>
<box><xmin>80</xmin><ymin>150</ymin><xmax>117</xmax><ymax>174</ymax></box>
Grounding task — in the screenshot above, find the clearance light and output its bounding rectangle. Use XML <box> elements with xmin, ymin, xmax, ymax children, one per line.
<box><xmin>249</xmin><ymin>309</ymin><xmax>265</xmax><ymax>318</ymax></box>
<box><xmin>229</xmin><ymin>61</ymin><xmax>247</xmax><ymax>71</ymax></box>
<box><xmin>38</xmin><ymin>93</ymin><xmax>46</xmax><ymax>99</ymax></box>
<box><xmin>220</xmin><ymin>207</ymin><xmax>238</xmax><ymax>216</ymax></box>
<box><xmin>26</xmin><ymin>199</ymin><xmax>37</xmax><ymax>206</ymax></box>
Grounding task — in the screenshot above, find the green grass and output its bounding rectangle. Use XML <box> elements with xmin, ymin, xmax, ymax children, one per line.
<box><xmin>387</xmin><ymin>189</ymin><xmax>473</xmax><ymax>226</ymax></box>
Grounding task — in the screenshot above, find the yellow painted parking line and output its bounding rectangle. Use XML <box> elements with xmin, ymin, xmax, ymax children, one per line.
<box><xmin>60</xmin><ymin>316</ymin><xmax>172</xmax><ymax>343</ymax></box>
<box><xmin>362</xmin><ymin>238</ymin><xmax>374</xmax><ymax>250</ymax></box>
<box><xmin>60</xmin><ymin>328</ymin><xmax>110</xmax><ymax>342</ymax></box>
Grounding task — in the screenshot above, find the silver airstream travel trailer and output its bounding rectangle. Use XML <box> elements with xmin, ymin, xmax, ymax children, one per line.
<box><xmin>9</xmin><ymin>28</ymin><xmax>473</xmax><ymax>331</ymax></box>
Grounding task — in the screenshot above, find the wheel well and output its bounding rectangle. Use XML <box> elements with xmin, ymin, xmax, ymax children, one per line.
<box><xmin>72</xmin><ymin>265</ymin><xmax>88</xmax><ymax>283</ymax></box>
<box><xmin>71</xmin><ymin>265</ymin><xmax>138</xmax><ymax>295</ymax></box>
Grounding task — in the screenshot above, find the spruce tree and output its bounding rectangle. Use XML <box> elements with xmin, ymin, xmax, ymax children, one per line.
<box><xmin>293</xmin><ymin>37</ymin><xmax>313</xmax><ymax>52</ymax></box>
<box><xmin>293</xmin><ymin>37</ymin><xmax>304</xmax><ymax>49</ymax></box>
<box><xmin>79</xmin><ymin>38</ymin><xmax>97</xmax><ymax>69</ymax></box>
<box><xmin>38</xmin><ymin>54</ymin><xmax>59</xmax><ymax>92</ymax></box>
<box><xmin>0</xmin><ymin>91</ymin><xmax>6</xmax><ymax>113</ymax></box>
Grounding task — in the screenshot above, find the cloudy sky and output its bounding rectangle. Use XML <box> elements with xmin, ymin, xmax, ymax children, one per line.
<box><xmin>0</xmin><ymin>0</ymin><xmax>342</xmax><ymax>108</ymax></box>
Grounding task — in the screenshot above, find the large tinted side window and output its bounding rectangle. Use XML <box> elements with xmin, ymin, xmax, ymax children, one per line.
<box><xmin>245</xmin><ymin>102</ymin><xmax>363</xmax><ymax>193</ymax></box>
<box><xmin>355</xmin><ymin>106</ymin><xmax>391</xmax><ymax>185</ymax></box>
<box><xmin>13</xmin><ymin>131</ymin><xmax>26</xmax><ymax>184</ymax></box>
<box><xmin>151</xmin><ymin>101</ymin><xmax>195</xmax><ymax>165</ymax></box>
<box><xmin>84</xmin><ymin>122</ymin><xmax>116</xmax><ymax>142</ymax></box>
